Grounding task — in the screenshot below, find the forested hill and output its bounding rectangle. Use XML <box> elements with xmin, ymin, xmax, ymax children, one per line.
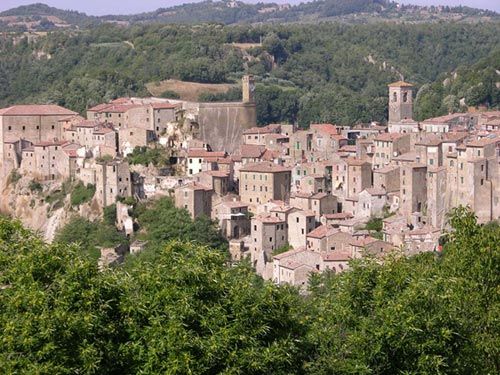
<box><xmin>0</xmin><ymin>0</ymin><xmax>498</xmax><ymax>31</ymax></box>
<box><xmin>0</xmin><ymin>22</ymin><xmax>498</xmax><ymax>126</ymax></box>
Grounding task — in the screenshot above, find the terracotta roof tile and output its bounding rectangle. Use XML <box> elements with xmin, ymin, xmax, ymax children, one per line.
<box><xmin>0</xmin><ymin>105</ymin><xmax>77</xmax><ymax>116</ymax></box>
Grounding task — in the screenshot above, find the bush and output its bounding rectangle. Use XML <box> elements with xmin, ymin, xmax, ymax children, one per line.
<box><xmin>70</xmin><ymin>183</ymin><xmax>96</xmax><ymax>207</ymax></box>
<box><xmin>9</xmin><ymin>170</ymin><xmax>21</xmax><ymax>184</ymax></box>
<box><xmin>159</xmin><ymin>89</ymin><xmax>180</xmax><ymax>99</ymax></box>
<box><xmin>127</xmin><ymin>146</ymin><xmax>168</xmax><ymax>167</ymax></box>
<box><xmin>29</xmin><ymin>180</ymin><xmax>43</xmax><ymax>193</ymax></box>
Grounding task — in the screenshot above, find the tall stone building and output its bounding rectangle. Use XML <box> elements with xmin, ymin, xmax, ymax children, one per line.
<box><xmin>388</xmin><ymin>81</ymin><xmax>414</xmax><ymax>123</ymax></box>
<box><xmin>388</xmin><ymin>81</ymin><xmax>419</xmax><ymax>133</ymax></box>
<box><xmin>242</xmin><ymin>74</ymin><xmax>255</xmax><ymax>103</ymax></box>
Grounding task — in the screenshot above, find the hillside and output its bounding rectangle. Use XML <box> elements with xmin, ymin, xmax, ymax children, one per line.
<box><xmin>0</xmin><ymin>3</ymin><xmax>98</xmax><ymax>31</ymax></box>
<box><xmin>0</xmin><ymin>21</ymin><xmax>498</xmax><ymax>125</ymax></box>
<box><xmin>0</xmin><ymin>0</ymin><xmax>498</xmax><ymax>31</ymax></box>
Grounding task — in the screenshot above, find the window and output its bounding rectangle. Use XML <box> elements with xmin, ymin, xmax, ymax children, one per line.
<box><xmin>269</xmin><ymin>237</ymin><xmax>273</xmax><ymax>242</ymax></box>
<box><xmin>481</xmin><ymin>165</ymin><xmax>484</xmax><ymax>172</ymax></box>
<box><xmin>392</xmin><ymin>92</ymin><xmax>397</xmax><ymax>102</ymax></box>
<box><xmin>481</xmin><ymin>179</ymin><xmax>484</xmax><ymax>186</ymax></box>
<box><xmin>403</xmin><ymin>92</ymin><xmax>408</xmax><ymax>102</ymax></box>
<box><xmin>51</xmin><ymin>125</ymin><xmax>55</xmax><ymax>130</ymax></box>
<box><xmin>22</xmin><ymin>126</ymin><xmax>25</xmax><ymax>131</ymax></box>
<box><xmin>461</xmin><ymin>177</ymin><xmax>464</xmax><ymax>184</ymax></box>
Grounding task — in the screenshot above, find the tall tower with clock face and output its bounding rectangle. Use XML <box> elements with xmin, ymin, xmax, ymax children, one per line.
<box><xmin>242</xmin><ymin>75</ymin><xmax>255</xmax><ymax>103</ymax></box>
<box><xmin>388</xmin><ymin>81</ymin><xmax>414</xmax><ymax>123</ymax></box>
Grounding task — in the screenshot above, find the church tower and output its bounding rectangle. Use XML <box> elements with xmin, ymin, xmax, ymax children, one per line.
<box><xmin>242</xmin><ymin>75</ymin><xmax>255</xmax><ymax>103</ymax></box>
<box><xmin>388</xmin><ymin>81</ymin><xmax>414</xmax><ymax>123</ymax></box>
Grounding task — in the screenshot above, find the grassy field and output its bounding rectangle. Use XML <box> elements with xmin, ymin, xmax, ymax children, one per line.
<box><xmin>147</xmin><ymin>79</ymin><xmax>237</xmax><ymax>101</ymax></box>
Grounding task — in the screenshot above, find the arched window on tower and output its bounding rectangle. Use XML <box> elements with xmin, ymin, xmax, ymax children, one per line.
<box><xmin>392</xmin><ymin>92</ymin><xmax>397</xmax><ymax>102</ymax></box>
<box><xmin>403</xmin><ymin>92</ymin><xmax>408</xmax><ymax>102</ymax></box>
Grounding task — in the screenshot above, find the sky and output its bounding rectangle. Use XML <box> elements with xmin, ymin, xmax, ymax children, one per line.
<box><xmin>0</xmin><ymin>0</ymin><xmax>498</xmax><ymax>16</ymax></box>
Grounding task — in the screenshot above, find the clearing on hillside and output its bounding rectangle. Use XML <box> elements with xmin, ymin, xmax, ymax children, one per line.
<box><xmin>147</xmin><ymin>79</ymin><xmax>237</xmax><ymax>102</ymax></box>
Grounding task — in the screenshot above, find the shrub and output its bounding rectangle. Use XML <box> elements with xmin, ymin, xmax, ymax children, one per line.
<box><xmin>159</xmin><ymin>89</ymin><xmax>180</xmax><ymax>99</ymax></box>
<box><xmin>70</xmin><ymin>183</ymin><xmax>96</xmax><ymax>207</ymax></box>
<box><xmin>29</xmin><ymin>180</ymin><xmax>43</xmax><ymax>193</ymax></box>
<box><xmin>9</xmin><ymin>170</ymin><xmax>21</xmax><ymax>184</ymax></box>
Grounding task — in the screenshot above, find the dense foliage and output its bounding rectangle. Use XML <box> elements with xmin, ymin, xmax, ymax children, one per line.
<box><xmin>70</xmin><ymin>182</ymin><xmax>96</xmax><ymax>206</ymax></box>
<box><xmin>126</xmin><ymin>146</ymin><xmax>170</xmax><ymax>166</ymax></box>
<box><xmin>0</xmin><ymin>22</ymin><xmax>498</xmax><ymax>126</ymax></box>
<box><xmin>0</xmin><ymin>208</ymin><xmax>498</xmax><ymax>373</ymax></box>
<box><xmin>55</xmin><ymin>216</ymin><xmax>128</xmax><ymax>259</ymax></box>
<box><xmin>132</xmin><ymin>197</ymin><xmax>228</xmax><ymax>256</ymax></box>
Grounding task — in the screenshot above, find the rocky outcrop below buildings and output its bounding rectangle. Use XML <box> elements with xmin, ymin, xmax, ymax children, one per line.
<box><xmin>0</xmin><ymin>176</ymin><xmax>102</xmax><ymax>242</ymax></box>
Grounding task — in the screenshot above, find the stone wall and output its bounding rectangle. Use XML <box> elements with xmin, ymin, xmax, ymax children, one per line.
<box><xmin>196</xmin><ymin>102</ymin><xmax>256</xmax><ymax>153</ymax></box>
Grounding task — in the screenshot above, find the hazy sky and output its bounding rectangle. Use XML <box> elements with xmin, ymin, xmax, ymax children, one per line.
<box><xmin>0</xmin><ymin>0</ymin><xmax>498</xmax><ymax>16</ymax></box>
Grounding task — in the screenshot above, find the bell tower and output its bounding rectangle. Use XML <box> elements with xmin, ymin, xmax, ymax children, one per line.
<box><xmin>388</xmin><ymin>81</ymin><xmax>414</xmax><ymax>123</ymax></box>
<box><xmin>242</xmin><ymin>75</ymin><xmax>255</xmax><ymax>103</ymax></box>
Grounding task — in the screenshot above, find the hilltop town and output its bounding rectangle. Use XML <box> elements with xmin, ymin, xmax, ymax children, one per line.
<box><xmin>0</xmin><ymin>75</ymin><xmax>498</xmax><ymax>284</ymax></box>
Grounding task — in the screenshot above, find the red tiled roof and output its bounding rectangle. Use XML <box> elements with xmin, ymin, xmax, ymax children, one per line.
<box><xmin>388</xmin><ymin>80</ymin><xmax>414</xmax><ymax>87</ymax></box>
<box><xmin>182</xmin><ymin>182</ymin><xmax>212</xmax><ymax>191</ymax></box>
<box><xmin>346</xmin><ymin>158</ymin><xmax>370</xmax><ymax>167</ymax></box>
<box><xmin>240</xmin><ymin>162</ymin><xmax>291</xmax><ymax>173</ymax></box>
<box><xmin>324</xmin><ymin>212</ymin><xmax>353</xmax><ymax>220</ymax></box>
<box><xmin>243</xmin><ymin>124</ymin><xmax>280</xmax><ymax>135</ymax></box>
<box><xmin>187</xmin><ymin>150</ymin><xmax>226</xmax><ymax>158</ymax></box>
<box><xmin>307</xmin><ymin>225</ymin><xmax>338</xmax><ymax>239</ymax></box>
<box><xmin>33</xmin><ymin>141</ymin><xmax>66</xmax><ymax>147</ymax></box>
<box><xmin>466</xmin><ymin>136</ymin><xmax>499</xmax><ymax>147</ymax></box>
<box><xmin>310</xmin><ymin>123</ymin><xmax>339</xmax><ymax>136</ymax></box>
<box><xmin>0</xmin><ymin>105</ymin><xmax>77</xmax><ymax>116</ymax></box>
<box><xmin>151</xmin><ymin>103</ymin><xmax>178</xmax><ymax>110</ymax></box>
<box><xmin>240</xmin><ymin>144</ymin><xmax>266</xmax><ymax>158</ymax></box>
<box><xmin>375</xmin><ymin>133</ymin><xmax>408</xmax><ymax>142</ymax></box>
<box><xmin>321</xmin><ymin>251</ymin><xmax>352</xmax><ymax>261</ymax></box>
<box><xmin>254</xmin><ymin>214</ymin><xmax>285</xmax><ymax>224</ymax></box>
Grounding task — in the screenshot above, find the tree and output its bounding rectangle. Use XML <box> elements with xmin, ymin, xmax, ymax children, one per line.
<box><xmin>304</xmin><ymin>207</ymin><xmax>500</xmax><ymax>374</ymax></box>
<box><xmin>0</xmin><ymin>218</ymin><xmax>127</xmax><ymax>373</ymax></box>
<box><xmin>131</xmin><ymin>197</ymin><xmax>228</xmax><ymax>259</ymax></box>
<box><xmin>0</xmin><ymin>217</ymin><xmax>308</xmax><ymax>373</ymax></box>
<box><xmin>55</xmin><ymin>216</ymin><xmax>127</xmax><ymax>260</ymax></box>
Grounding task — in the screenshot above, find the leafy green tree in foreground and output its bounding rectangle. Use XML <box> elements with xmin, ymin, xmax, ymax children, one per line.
<box><xmin>0</xmin><ymin>208</ymin><xmax>498</xmax><ymax>373</ymax></box>
<box><xmin>304</xmin><ymin>207</ymin><xmax>499</xmax><ymax>374</ymax></box>
<box><xmin>0</xmin><ymin>217</ymin><xmax>306</xmax><ymax>374</ymax></box>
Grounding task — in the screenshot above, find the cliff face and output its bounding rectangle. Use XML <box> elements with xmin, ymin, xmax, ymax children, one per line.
<box><xmin>0</xmin><ymin>177</ymin><xmax>102</xmax><ymax>242</ymax></box>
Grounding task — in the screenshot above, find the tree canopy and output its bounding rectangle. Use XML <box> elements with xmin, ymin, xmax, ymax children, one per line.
<box><xmin>0</xmin><ymin>208</ymin><xmax>498</xmax><ymax>373</ymax></box>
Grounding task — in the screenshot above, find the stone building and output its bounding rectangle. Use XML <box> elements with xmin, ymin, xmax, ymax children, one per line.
<box><xmin>94</xmin><ymin>159</ymin><xmax>132</xmax><ymax>207</ymax></box>
<box><xmin>290</xmin><ymin>192</ymin><xmax>338</xmax><ymax>221</ymax></box>
<box><xmin>373</xmin><ymin>133</ymin><xmax>411</xmax><ymax>168</ymax></box>
<box><xmin>212</xmin><ymin>200</ymin><xmax>250</xmax><ymax>239</ymax></box>
<box><xmin>373</xmin><ymin>165</ymin><xmax>400</xmax><ymax>193</ymax></box>
<box><xmin>239</xmin><ymin>162</ymin><xmax>291</xmax><ymax>206</ymax></box>
<box><xmin>174</xmin><ymin>182</ymin><xmax>213</xmax><ymax>219</ymax></box>
<box><xmin>427</xmin><ymin>166</ymin><xmax>447</xmax><ymax>228</ymax></box>
<box><xmin>346</xmin><ymin>158</ymin><xmax>372</xmax><ymax>198</ymax></box>
<box><xmin>0</xmin><ymin>104</ymin><xmax>77</xmax><ymax>173</ymax></box>
<box><xmin>387</xmin><ymin>81</ymin><xmax>419</xmax><ymax>133</ymax></box>
<box><xmin>250</xmin><ymin>214</ymin><xmax>288</xmax><ymax>278</ymax></box>
<box><xmin>287</xmin><ymin>209</ymin><xmax>316</xmax><ymax>249</ymax></box>
<box><xmin>400</xmin><ymin>163</ymin><xmax>427</xmax><ymax>219</ymax></box>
